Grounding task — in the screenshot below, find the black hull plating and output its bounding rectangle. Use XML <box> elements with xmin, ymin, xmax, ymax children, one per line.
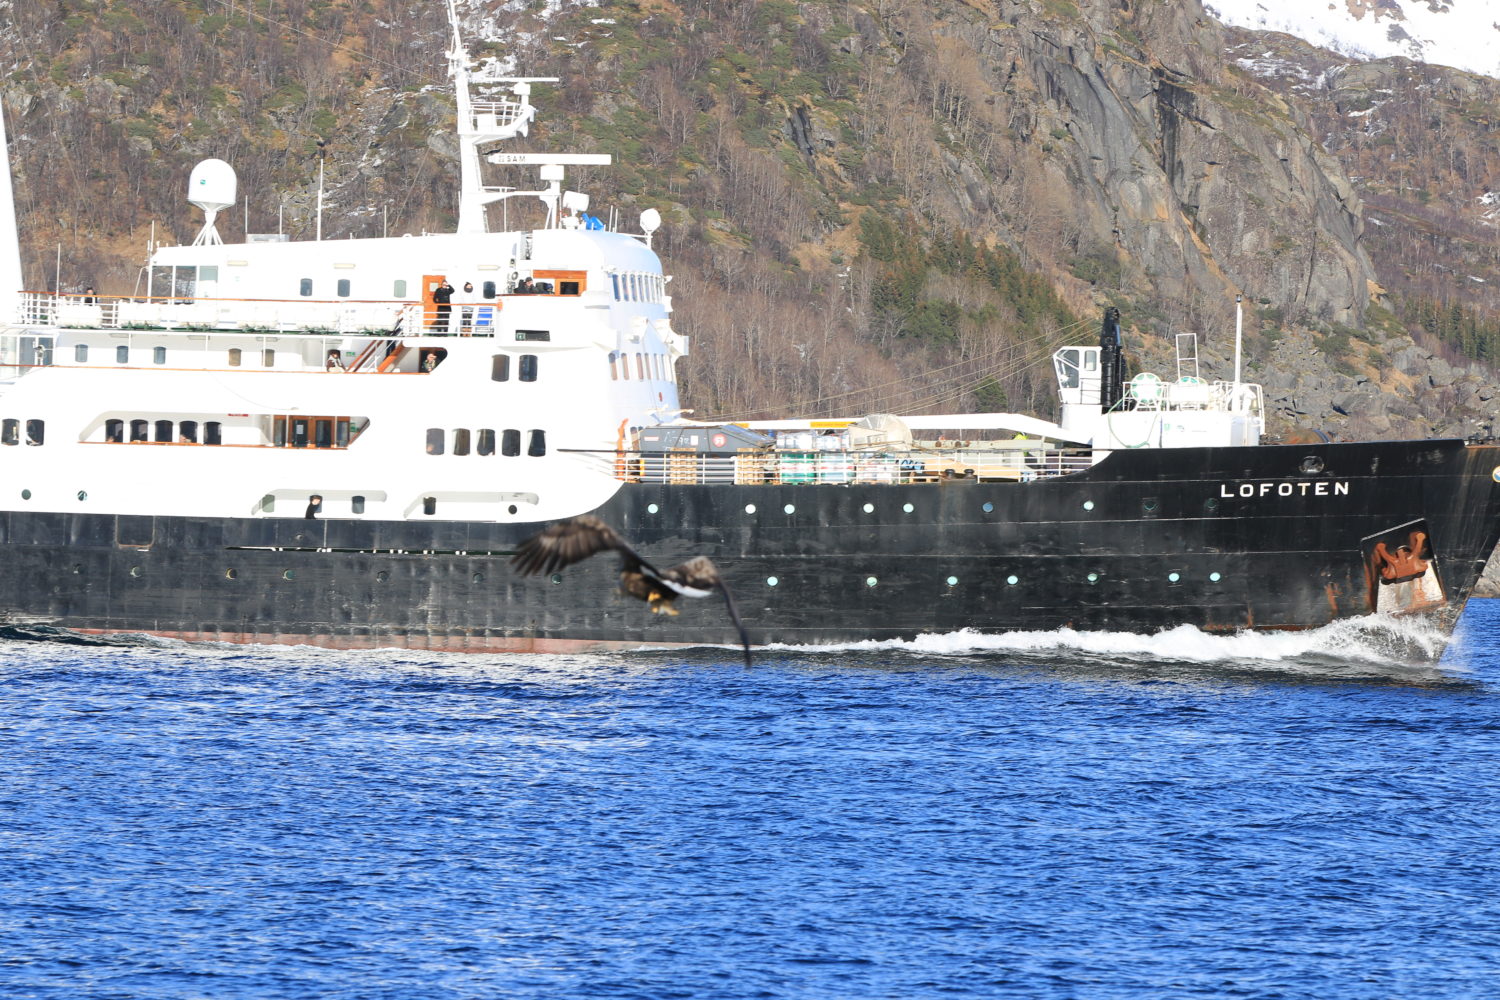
<box><xmin>3</xmin><ymin>441</ymin><xmax>1499</xmax><ymax>651</ymax></box>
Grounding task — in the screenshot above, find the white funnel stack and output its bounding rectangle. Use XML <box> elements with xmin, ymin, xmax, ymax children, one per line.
<box><xmin>0</xmin><ymin>98</ymin><xmax>24</xmax><ymax>322</ymax></box>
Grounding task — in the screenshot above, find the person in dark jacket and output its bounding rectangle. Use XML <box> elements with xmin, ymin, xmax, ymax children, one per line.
<box><xmin>431</xmin><ymin>278</ymin><xmax>454</xmax><ymax>332</ymax></box>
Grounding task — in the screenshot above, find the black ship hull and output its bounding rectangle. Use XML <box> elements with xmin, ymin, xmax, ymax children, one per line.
<box><xmin>3</xmin><ymin>440</ymin><xmax>1499</xmax><ymax>654</ymax></box>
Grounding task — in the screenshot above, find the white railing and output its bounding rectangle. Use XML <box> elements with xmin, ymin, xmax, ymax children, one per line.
<box><xmin>565</xmin><ymin>448</ymin><xmax>1096</xmax><ymax>487</ymax></box>
<box><xmin>11</xmin><ymin>293</ymin><xmax>510</xmax><ymax>338</ymax></box>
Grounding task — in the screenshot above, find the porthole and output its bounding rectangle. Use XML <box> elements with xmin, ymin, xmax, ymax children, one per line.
<box><xmin>376</xmin><ymin>570</ymin><xmax>389</xmax><ymax>583</ymax></box>
<box><xmin>982</xmin><ymin>502</ymin><xmax>994</xmax><ymax>513</ymax></box>
<box><xmin>76</xmin><ymin>490</ymin><xmax>87</xmax><ymax>501</ymax></box>
<box><xmin>129</xmin><ymin>566</ymin><xmax>142</xmax><ymax>578</ymax></box>
<box><xmin>507</xmin><ymin>505</ymin><xmax>518</xmax><ymax>515</ymax></box>
<box><xmin>745</xmin><ymin>503</ymin><xmax>756</xmax><ymax>514</ymax></box>
<box><xmin>225</xmin><ymin>569</ymin><xmax>237</xmax><ymax>580</ymax></box>
<box><xmin>1006</xmin><ymin>575</ymin><xmax>1018</xmax><ymax>585</ymax></box>
<box><xmin>1143</xmin><ymin>498</ymin><xmax>1159</xmax><ymax>513</ymax></box>
<box><xmin>946</xmin><ymin>576</ymin><xmax>959</xmax><ymax>587</ymax></box>
<box><xmin>283</xmin><ymin>570</ymin><xmax>295</xmax><ymax>581</ymax></box>
<box><xmin>1300</xmin><ymin>455</ymin><xmax>1325</xmax><ymax>475</ymax></box>
<box><xmin>1087</xmin><ymin>572</ymin><xmax>1099</xmax><ymax>583</ymax></box>
<box><xmin>862</xmin><ymin>503</ymin><xmax>874</xmax><ymax>513</ymax></box>
<box><xmin>71</xmin><ymin>565</ymin><xmax>81</xmax><ymax>575</ymax></box>
<box><xmin>20</xmin><ymin>489</ymin><xmax>30</xmax><ymax>500</ymax></box>
<box><xmin>551</xmin><ymin>574</ymin><xmax>563</xmax><ymax>585</ymax></box>
<box><xmin>783</xmin><ymin>503</ymin><xmax>795</xmax><ymax>514</ymax></box>
<box><xmin>1209</xmin><ymin>571</ymin><xmax>1222</xmax><ymax>582</ymax></box>
<box><xmin>1168</xmin><ymin>572</ymin><xmax>1180</xmax><ymax>583</ymax></box>
<box><xmin>865</xmin><ymin>576</ymin><xmax>878</xmax><ymax>587</ymax></box>
<box><xmin>1082</xmin><ymin>500</ymin><xmax>1094</xmax><ymax>511</ymax></box>
<box><xmin>766</xmin><ymin>576</ymin><xmax>779</xmax><ymax>587</ymax></box>
<box><xmin>1205</xmin><ymin>497</ymin><xmax>1220</xmax><ymax>511</ymax></box>
<box><xmin>903</xmin><ymin>503</ymin><xmax>914</xmax><ymax>513</ymax></box>
<box><xmin>647</xmin><ymin>503</ymin><xmax>659</xmax><ymax>514</ymax></box>
<box><xmin>473</xmin><ymin>573</ymin><xmax>484</xmax><ymax>584</ymax></box>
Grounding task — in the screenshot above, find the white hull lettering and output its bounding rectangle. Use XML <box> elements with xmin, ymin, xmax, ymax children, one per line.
<box><xmin>1217</xmin><ymin>481</ymin><xmax>1351</xmax><ymax>499</ymax></box>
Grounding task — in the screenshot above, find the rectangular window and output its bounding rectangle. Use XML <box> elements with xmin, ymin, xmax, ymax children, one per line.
<box><xmin>26</xmin><ymin>420</ymin><xmax>43</xmax><ymax>446</ymax></box>
<box><xmin>204</xmin><ymin>421</ymin><xmax>222</xmax><ymax>445</ymax></box>
<box><xmin>609</xmin><ymin>351</ymin><xmax>619</xmax><ymax>381</ymax></box>
<box><xmin>482</xmin><ymin>281</ymin><xmax>496</xmax><ymax>299</ymax></box>
<box><xmin>179</xmin><ymin>420</ymin><xmax>198</xmax><ymax>443</ymax></box>
<box><xmin>262</xmin><ymin>349</ymin><xmax>275</xmax><ymax>367</ymax></box>
<box><xmin>314</xmin><ymin>418</ymin><xmax>333</xmax><ymax>449</ymax></box>
<box><xmin>426</xmin><ymin>428</ymin><xmax>445</xmax><ymax>455</ymax></box>
<box><xmin>290</xmin><ymin>417</ymin><xmax>309</xmax><ymax>448</ymax></box>
<box><xmin>394</xmin><ymin>279</ymin><xmax>407</xmax><ymax>298</ymax></box>
<box><xmin>422</xmin><ymin>496</ymin><xmax>437</xmax><ymax>515</ymax></box>
<box><xmin>453</xmin><ymin>428</ymin><xmax>471</xmax><ymax>456</ymax></box>
<box><xmin>74</xmin><ymin>344</ymin><xmax>88</xmax><ymax>363</ymax></box>
<box><xmin>337</xmin><ymin>278</ymin><xmax>351</xmax><ymax>298</ymax></box>
<box><xmin>199</xmin><ymin>266</ymin><xmax>219</xmax><ymax>282</ymax></box>
<box><xmin>154</xmin><ymin>419</ymin><xmax>173</xmax><ymax>443</ymax></box>
<box><xmin>130</xmin><ymin>419</ymin><xmax>148</xmax><ymax>442</ymax></box>
<box><xmin>636</xmin><ymin>353</ymin><xmax>645</xmax><ymax>380</ymax></box>
<box><xmin>501</xmin><ymin>428</ymin><xmax>520</xmax><ymax>457</ymax></box>
<box><xmin>611</xmin><ymin>275</ymin><xmax>620</xmax><ymax>300</ymax></box>
<box><xmin>0</xmin><ymin>418</ymin><xmax>16</xmax><ymax>445</ymax></box>
<box><xmin>116</xmin><ymin>345</ymin><xmax>129</xmax><ymax>364</ymax></box>
<box><xmin>299</xmin><ymin>278</ymin><xmax>313</xmax><ymax>297</ymax></box>
<box><xmin>228</xmin><ymin>348</ymin><xmax>241</xmax><ymax>367</ymax></box>
<box><xmin>515</xmin><ymin>330</ymin><xmax>550</xmax><ymax>342</ymax></box>
<box><xmin>272</xmin><ymin>416</ymin><xmax>287</xmax><ymax>447</ymax></box>
<box><xmin>335</xmin><ymin>418</ymin><xmax>350</xmax><ymax>448</ymax></box>
<box><xmin>477</xmin><ymin>429</ymin><xmax>495</xmax><ymax>456</ymax></box>
<box><xmin>527</xmin><ymin>429</ymin><xmax>547</xmax><ymax>457</ymax></box>
<box><xmin>559</xmin><ymin>280</ymin><xmax>580</xmax><ymax>295</ymax></box>
<box><xmin>519</xmin><ymin>355</ymin><xmax>538</xmax><ymax>382</ymax></box>
<box><xmin>491</xmin><ymin>355</ymin><xmax>510</xmax><ymax>382</ymax></box>
<box><xmin>352</xmin><ymin>495</ymin><xmax>366</xmax><ymax>514</ymax></box>
<box><xmin>105</xmin><ymin>419</ymin><xmax>124</xmax><ymax>443</ymax></box>
<box><xmin>153</xmin><ymin>346</ymin><xmax>167</xmax><ymax>365</ymax></box>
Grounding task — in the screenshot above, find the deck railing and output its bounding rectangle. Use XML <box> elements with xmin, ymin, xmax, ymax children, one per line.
<box><xmin>12</xmin><ymin>293</ymin><xmax>510</xmax><ymax>338</ymax></box>
<box><xmin>565</xmin><ymin>447</ymin><xmax>1095</xmax><ymax>486</ymax></box>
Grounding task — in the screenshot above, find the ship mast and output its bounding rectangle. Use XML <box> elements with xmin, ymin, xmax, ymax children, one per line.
<box><xmin>443</xmin><ymin>0</ymin><xmax>608</xmax><ymax>233</ymax></box>
<box><xmin>0</xmin><ymin>99</ymin><xmax>24</xmax><ymax>312</ymax></box>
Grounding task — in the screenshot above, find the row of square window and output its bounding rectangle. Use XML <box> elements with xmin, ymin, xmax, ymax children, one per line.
<box><xmin>426</xmin><ymin>428</ymin><xmax>545</xmax><ymax>457</ymax></box>
<box><xmin>1</xmin><ymin>419</ymin><xmax>44</xmax><ymax>445</ymax></box>
<box><xmin>104</xmin><ymin>419</ymin><xmax>225</xmax><ymax>444</ymax></box>
<box><xmin>608</xmin><ymin>351</ymin><xmax>671</xmax><ymax>382</ymax></box>
<box><xmin>76</xmin><ymin>344</ymin><xmax>280</xmax><ymax>367</ymax></box>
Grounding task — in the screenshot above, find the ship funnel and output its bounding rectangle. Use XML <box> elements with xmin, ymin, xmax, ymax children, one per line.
<box><xmin>188</xmin><ymin>158</ymin><xmax>237</xmax><ymax>246</ymax></box>
<box><xmin>0</xmin><ymin>98</ymin><xmax>24</xmax><ymax>319</ymax></box>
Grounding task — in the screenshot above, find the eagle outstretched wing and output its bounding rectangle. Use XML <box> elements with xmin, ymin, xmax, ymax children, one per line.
<box><xmin>510</xmin><ymin>515</ymin><xmax>655</xmax><ymax>577</ymax></box>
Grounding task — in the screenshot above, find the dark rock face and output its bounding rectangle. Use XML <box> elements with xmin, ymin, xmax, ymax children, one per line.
<box><xmin>989</xmin><ymin>0</ymin><xmax>1379</xmax><ymax>329</ymax></box>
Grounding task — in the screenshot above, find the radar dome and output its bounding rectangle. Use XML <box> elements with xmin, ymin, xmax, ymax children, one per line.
<box><xmin>188</xmin><ymin>159</ymin><xmax>237</xmax><ymax>213</ymax></box>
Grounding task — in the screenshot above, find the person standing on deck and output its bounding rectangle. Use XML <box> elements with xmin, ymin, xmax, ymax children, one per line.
<box><xmin>431</xmin><ymin>278</ymin><xmax>454</xmax><ymax>333</ymax></box>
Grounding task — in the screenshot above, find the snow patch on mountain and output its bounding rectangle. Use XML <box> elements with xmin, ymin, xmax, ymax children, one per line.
<box><xmin>1205</xmin><ymin>0</ymin><xmax>1500</xmax><ymax>79</ymax></box>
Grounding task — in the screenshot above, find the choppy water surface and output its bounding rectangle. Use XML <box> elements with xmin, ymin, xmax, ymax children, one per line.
<box><xmin>5</xmin><ymin>603</ymin><xmax>1500</xmax><ymax>999</ymax></box>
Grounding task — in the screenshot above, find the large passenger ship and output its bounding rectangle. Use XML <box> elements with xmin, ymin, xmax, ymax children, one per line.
<box><xmin>1</xmin><ymin>5</ymin><xmax>1498</xmax><ymax>655</ymax></box>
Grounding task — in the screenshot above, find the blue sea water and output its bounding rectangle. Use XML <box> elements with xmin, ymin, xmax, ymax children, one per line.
<box><xmin>4</xmin><ymin>603</ymin><xmax>1500</xmax><ymax>1000</ymax></box>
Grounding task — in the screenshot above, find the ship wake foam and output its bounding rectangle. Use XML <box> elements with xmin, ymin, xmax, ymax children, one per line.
<box><xmin>762</xmin><ymin>613</ymin><xmax>1459</xmax><ymax>668</ymax></box>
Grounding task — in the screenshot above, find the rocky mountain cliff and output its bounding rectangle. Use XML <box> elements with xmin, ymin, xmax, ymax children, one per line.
<box><xmin>3</xmin><ymin>0</ymin><xmax>1498</xmax><ymax>585</ymax></box>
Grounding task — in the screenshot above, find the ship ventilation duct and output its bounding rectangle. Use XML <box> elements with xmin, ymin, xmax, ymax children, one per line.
<box><xmin>0</xmin><ymin>100</ymin><xmax>24</xmax><ymax>319</ymax></box>
<box><xmin>1098</xmin><ymin>306</ymin><xmax>1124</xmax><ymax>413</ymax></box>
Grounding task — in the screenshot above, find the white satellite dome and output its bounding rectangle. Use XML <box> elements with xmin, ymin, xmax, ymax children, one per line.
<box><xmin>188</xmin><ymin>158</ymin><xmax>237</xmax><ymax>213</ymax></box>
